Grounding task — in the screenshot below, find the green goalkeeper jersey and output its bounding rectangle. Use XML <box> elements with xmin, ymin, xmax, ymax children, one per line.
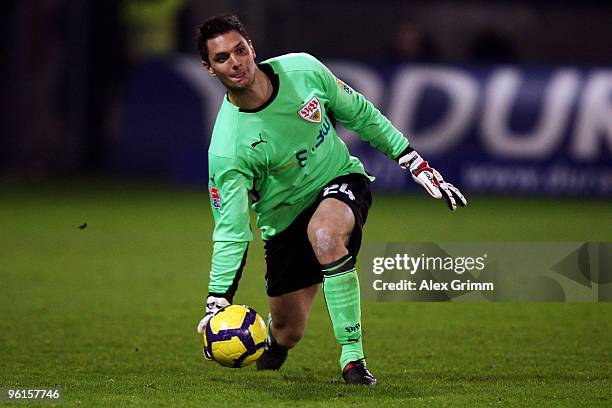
<box><xmin>207</xmin><ymin>53</ymin><xmax>409</xmax><ymax>297</ymax></box>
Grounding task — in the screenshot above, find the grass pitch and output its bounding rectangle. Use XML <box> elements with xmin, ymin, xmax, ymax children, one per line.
<box><xmin>0</xmin><ymin>181</ymin><xmax>610</xmax><ymax>406</ymax></box>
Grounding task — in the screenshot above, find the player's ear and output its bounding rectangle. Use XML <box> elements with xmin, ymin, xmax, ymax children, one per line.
<box><xmin>248</xmin><ymin>40</ymin><xmax>256</xmax><ymax>60</ymax></box>
<box><xmin>202</xmin><ymin>60</ymin><xmax>216</xmax><ymax>77</ymax></box>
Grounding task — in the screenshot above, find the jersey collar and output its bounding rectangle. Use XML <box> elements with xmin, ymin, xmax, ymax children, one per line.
<box><xmin>231</xmin><ymin>63</ymin><xmax>279</xmax><ymax>113</ymax></box>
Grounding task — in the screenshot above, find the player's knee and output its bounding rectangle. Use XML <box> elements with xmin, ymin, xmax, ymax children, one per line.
<box><xmin>308</xmin><ymin>225</ymin><xmax>347</xmax><ymax>261</ymax></box>
<box><xmin>272</xmin><ymin>323</ymin><xmax>304</xmax><ymax>349</ymax></box>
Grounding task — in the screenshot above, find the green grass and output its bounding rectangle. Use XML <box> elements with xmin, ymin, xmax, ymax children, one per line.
<box><xmin>0</xmin><ymin>181</ymin><xmax>610</xmax><ymax>406</ymax></box>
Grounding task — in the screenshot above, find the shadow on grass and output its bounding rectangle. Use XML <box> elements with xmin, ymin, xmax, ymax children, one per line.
<box><xmin>417</xmin><ymin>370</ymin><xmax>611</xmax><ymax>383</ymax></box>
<box><xmin>210</xmin><ymin>369</ymin><xmax>435</xmax><ymax>403</ymax></box>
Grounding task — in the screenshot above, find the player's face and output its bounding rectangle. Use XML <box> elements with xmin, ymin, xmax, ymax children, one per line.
<box><xmin>203</xmin><ymin>31</ymin><xmax>257</xmax><ymax>91</ymax></box>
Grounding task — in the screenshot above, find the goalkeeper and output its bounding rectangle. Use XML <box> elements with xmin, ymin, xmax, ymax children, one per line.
<box><xmin>195</xmin><ymin>14</ymin><xmax>466</xmax><ymax>385</ymax></box>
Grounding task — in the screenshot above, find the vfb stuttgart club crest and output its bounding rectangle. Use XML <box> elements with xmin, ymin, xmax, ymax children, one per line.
<box><xmin>298</xmin><ymin>96</ymin><xmax>322</xmax><ymax>123</ymax></box>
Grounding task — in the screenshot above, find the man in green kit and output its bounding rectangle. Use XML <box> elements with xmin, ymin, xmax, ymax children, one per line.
<box><xmin>195</xmin><ymin>14</ymin><xmax>467</xmax><ymax>385</ymax></box>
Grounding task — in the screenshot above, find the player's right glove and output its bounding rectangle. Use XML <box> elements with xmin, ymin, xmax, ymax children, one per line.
<box><xmin>197</xmin><ymin>295</ymin><xmax>231</xmax><ymax>334</ymax></box>
<box><xmin>197</xmin><ymin>295</ymin><xmax>230</xmax><ymax>359</ymax></box>
<box><xmin>398</xmin><ymin>148</ymin><xmax>467</xmax><ymax>211</ymax></box>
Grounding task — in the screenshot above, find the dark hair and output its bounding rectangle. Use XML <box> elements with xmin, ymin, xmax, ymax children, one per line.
<box><xmin>196</xmin><ymin>14</ymin><xmax>251</xmax><ymax>63</ymax></box>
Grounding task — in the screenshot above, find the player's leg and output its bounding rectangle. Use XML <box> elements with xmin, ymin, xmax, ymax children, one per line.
<box><xmin>307</xmin><ymin>197</ymin><xmax>353</xmax><ymax>262</ymax></box>
<box><xmin>256</xmin><ymin>284</ymin><xmax>319</xmax><ymax>369</ymax></box>
<box><xmin>257</xmin><ymin>206</ymin><xmax>324</xmax><ymax>370</ymax></box>
<box><xmin>307</xmin><ymin>176</ymin><xmax>377</xmax><ymax>385</ymax></box>
<box><xmin>307</xmin><ymin>199</ymin><xmax>368</xmax><ymax>377</ymax></box>
<box><xmin>268</xmin><ymin>283</ymin><xmax>319</xmax><ymax>348</ymax></box>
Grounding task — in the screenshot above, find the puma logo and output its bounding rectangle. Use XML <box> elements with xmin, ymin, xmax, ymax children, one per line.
<box><xmin>251</xmin><ymin>134</ymin><xmax>267</xmax><ymax>148</ymax></box>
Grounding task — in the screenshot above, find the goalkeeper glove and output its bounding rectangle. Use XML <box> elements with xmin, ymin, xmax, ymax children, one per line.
<box><xmin>398</xmin><ymin>148</ymin><xmax>467</xmax><ymax>211</ymax></box>
<box><xmin>197</xmin><ymin>295</ymin><xmax>231</xmax><ymax>334</ymax></box>
<box><xmin>197</xmin><ymin>295</ymin><xmax>230</xmax><ymax>360</ymax></box>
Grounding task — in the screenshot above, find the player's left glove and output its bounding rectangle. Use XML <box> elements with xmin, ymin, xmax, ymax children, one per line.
<box><xmin>197</xmin><ymin>295</ymin><xmax>231</xmax><ymax>360</ymax></box>
<box><xmin>398</xmin><ymin>148</ymin><xmax>467</xmax><ymax>211</ymax></box>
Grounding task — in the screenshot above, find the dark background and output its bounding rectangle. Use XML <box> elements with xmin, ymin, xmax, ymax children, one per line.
<box><xmin>2</xmin><ymin>0</ymin><xmax>611</xmax><ymax>179</ymax></box>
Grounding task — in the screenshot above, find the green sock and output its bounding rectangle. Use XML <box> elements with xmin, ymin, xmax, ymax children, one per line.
<box><xmin>322</xmin><ymin>254</ymin><xmax>365</xmax><ymax>370</ymax></box>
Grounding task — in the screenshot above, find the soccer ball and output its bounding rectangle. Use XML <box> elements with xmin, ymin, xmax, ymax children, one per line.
<box><xmin>203</xmin><ymin>304</ymin><xmax>267</xmax><ymax>368</ymax></box>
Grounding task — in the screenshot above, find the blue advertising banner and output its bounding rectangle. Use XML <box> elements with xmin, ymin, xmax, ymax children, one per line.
<box><xmin>114</xmin><ymin>56</ymin><xmax>612</xmax><ymax>196</ymax></box>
